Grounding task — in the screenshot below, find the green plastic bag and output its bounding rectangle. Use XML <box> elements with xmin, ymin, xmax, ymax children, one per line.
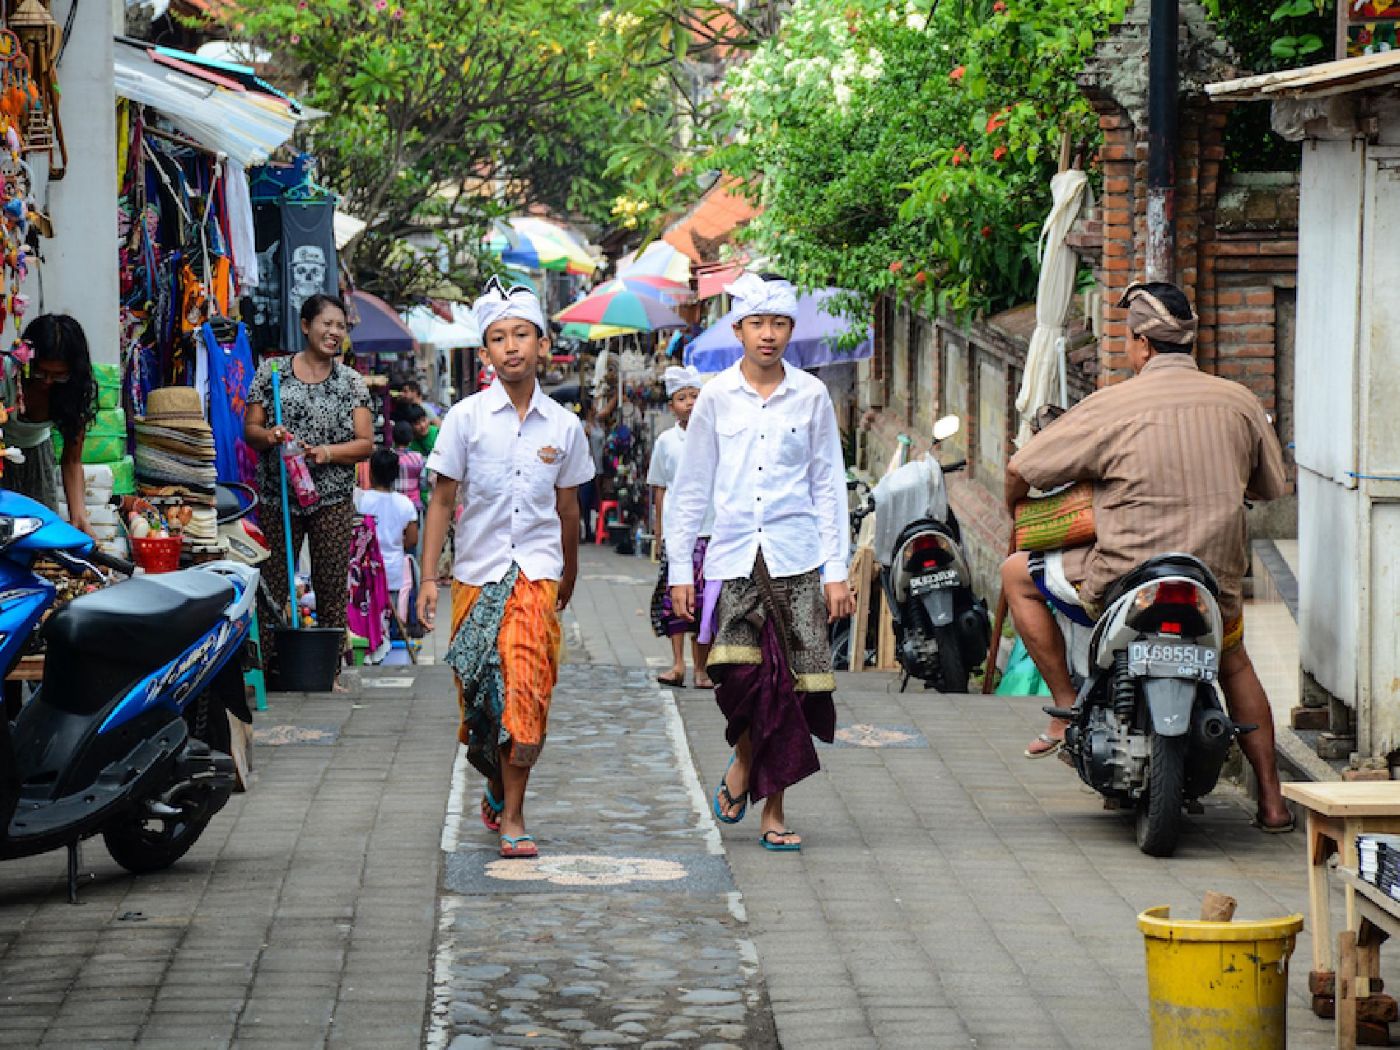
<box><xmin>995</xmin><ymin>638</ymin><xmax>1052</xmax><ymax>697</ymax></box>
<box><xmin>52</xmin><ymin>408</ymin><xmax>129</xmax><ymax>465</ymax></box>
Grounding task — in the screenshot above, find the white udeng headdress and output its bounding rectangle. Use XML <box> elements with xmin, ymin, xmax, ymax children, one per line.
<box><xmin>663</xmin><ymin>365</ymin><xmax>702</xmax><ymax>397</ymax></box>
<box><xmin>473</xmin><ymin>275</ymin><xmax>546</xmax><ymax>337</ymax></box>
<box><xmin>725</xmin><ymin>272</ymin><xmax>799</xmax><ymax>323</ymax></box>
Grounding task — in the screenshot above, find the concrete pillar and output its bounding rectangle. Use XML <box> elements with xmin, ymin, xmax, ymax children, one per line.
<box><xmin>29</xmin><ymin>0</ymin><xmax>120</xmax><ymax>365</ymax></box>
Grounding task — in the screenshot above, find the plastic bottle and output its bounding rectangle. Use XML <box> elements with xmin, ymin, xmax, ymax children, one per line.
<box><xmin>281</xmin><ymin>436</ymin><xmax>319</xmax><ymax>509</ymax></box>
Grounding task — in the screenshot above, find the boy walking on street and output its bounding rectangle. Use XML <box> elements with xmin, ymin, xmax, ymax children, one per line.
<box><xmin>668</xmin><ymin>273</ymin><xmax>854</xmax><ymax>851</ymax></box>
<box><xmin>418</xmin><ymin>277</ymin><xmax>594</xmax><ymax>859</ymax></box>
<box><xmin>649</xmin><ymin>364</ymin><xmax>714</xmax><ymax>690</ymax></box>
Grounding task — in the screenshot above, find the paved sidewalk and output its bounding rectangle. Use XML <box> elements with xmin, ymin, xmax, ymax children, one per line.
<box><xmin>571</xmin><ymin>544</ymin><xmax>1364</xmax><ymax>1050</ymax></box>
<box><xmin>0</xmin><ymin>670</ymin><xmax>456</xmax><ymax>1049</ymax></box>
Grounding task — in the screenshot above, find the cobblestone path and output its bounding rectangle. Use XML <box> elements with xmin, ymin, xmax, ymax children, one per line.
<box><xmin>429</xmin><ymin>663</ymin><xmax>777</xmax><ymax>1050</ymax></box>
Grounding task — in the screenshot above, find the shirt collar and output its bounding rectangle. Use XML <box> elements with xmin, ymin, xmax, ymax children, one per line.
<box><xmin>1140</xmin><ymin>353</ymin><xmax>1199</xmax><ymax>377</ymax></box>
<box><xmin>484</xmin><ymin>378</ymin><xmax>548</xmax><ymax>419</ymax></box>
<box><xmin>726</xmin><ymin>358</ymin><xmax>794</xmax><ymax>399</ymax></box>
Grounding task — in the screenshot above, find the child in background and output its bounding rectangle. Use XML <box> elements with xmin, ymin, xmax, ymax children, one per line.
<box><xmin>355</xmin><ymin>449</ymin><xmax>420</xmax><ymax>615</ymax></box>
<box><xmin>391</xmin><ymin>420</ymin><xmax>427</xmax><ymax>506</ymax></box>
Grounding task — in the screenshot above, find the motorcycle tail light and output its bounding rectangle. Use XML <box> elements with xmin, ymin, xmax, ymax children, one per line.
<box><xmin>1129</xmin><ymin>580</ymin><xmax>1210</xmax><ymax>636</ymax></box>
<box><xmin>906</xmin><ymin>535</ymin><xmax>951</xmax><ymax>571</ymax></box>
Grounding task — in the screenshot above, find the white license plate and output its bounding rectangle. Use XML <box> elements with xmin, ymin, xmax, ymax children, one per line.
<box><xmin>911</xmin><ymin>569</ymin><xmax>959</xmax><ymax>593</ymax></box>
<box><xmin>1128</xmin><ymin>641</ymin><xmax>1218</xmax><ymax>682</ymax></box>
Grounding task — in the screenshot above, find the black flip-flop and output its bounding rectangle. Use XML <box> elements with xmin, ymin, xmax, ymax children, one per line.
<box><xmin>761</xmin><ymin>829</ymin><xmax>801</xmax><ymax>852</ymax></box>
<box><xmin>656</xmin><ymin>673</ymin><xmax>686</xmax><ymax>688</ymax></box>
<box><xmin>1250</xmin><ymin>812</ymin><xmax>1296</xmax><ymax>834</ymax></box>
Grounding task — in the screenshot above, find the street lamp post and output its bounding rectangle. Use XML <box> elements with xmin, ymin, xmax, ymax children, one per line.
<box><xmin>1146</xmin><ymin>0</ymin><xmax>1179</xmax><ymax>283</ymax></box>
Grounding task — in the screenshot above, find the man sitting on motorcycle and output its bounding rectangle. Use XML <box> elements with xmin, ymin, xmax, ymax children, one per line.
<box><xmin>1000</xmin><ymin>280</ymin><xmax>1294</xmax><ymax>832</ymax></box>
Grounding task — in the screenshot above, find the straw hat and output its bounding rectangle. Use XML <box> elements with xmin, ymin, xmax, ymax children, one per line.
<box><xmin>141</xmin><ymin>387</ymin><xmax>211</xmax><ymax>433</ymax></box>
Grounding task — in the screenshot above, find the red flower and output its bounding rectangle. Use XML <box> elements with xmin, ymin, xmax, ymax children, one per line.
<box><xmin>993</xmin><ymin>146</ymin><xmax>1007</xmax><ymax>161</ymax></box>
<box><xmin>993</xmin><ymin>0</ymin><xmax>1006</xmax><ymax>11</ymax></box>
<box><xmin>981</xmin><ymin>225</ymin><xmax>993</xmax><ymax>239</ymax></box>
<box><xmin>889</xmin><ymin>260</ymin><xmax>904</xmax><ymax>273</ymax></box>
<box><xmin>913</xmin><ymin>271</ymin><xmax>927</xmax><ymax>286</ymax></box>
<box><xmin>950</xmin><ymin>145</ymin><xmax>969</xmax><ymax>167</ymax></box>
<box><xmin>949</xmin><ymin>65</ymin><xmax>965</xmax><ymax>82</ymax></box>
<box><xmin>986</xmin><ymin>110</ymin><xmax>1008</xmax><ymax>133</ymax></box>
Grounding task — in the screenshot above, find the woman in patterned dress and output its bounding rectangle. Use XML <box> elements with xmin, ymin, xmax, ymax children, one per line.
<box><xmin>245</xmin><ymin>294</ymin><xmax>374</xmax><ymax>687</ymax></box>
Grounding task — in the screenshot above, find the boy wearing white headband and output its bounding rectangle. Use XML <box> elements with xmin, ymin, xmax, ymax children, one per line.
<box><xmin>667</xmin><ymin>272</ymin><xmax>854</xmax><ymax>852</ymax></box>
<box><xmin>649</xmin><ymin>364</ymin><xmax>714</xmax><ymax>689</ymax></box>
<box><xmin>418</xmin><ymin>276</ymin><xmax>595</xmax><ymax>860</ymax></box>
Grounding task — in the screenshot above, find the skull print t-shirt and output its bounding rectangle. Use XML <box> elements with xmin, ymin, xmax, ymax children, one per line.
<box><xmin>248</xmin><ymin>357</ymin><xmax>373</xmax><ymax>515</ymax></box>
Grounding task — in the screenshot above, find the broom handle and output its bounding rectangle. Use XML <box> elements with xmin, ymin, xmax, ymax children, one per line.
<box><xmin>981</xmin><ymin>533</ymin><xmax>1017</xmax><ymax>694</ymax></box>
<box><xmin>271</xmin><ymin>362</ymin><xmax>301</xmax><ymax>629</ymax></box>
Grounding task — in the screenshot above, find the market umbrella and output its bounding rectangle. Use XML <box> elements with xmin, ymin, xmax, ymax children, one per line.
<box><xmin>560</xmin><ymin>322</ymin><xmax>639</xmax><ymax>342</ymax></box>
<box><xmin>484</xmin><ymin>218</ymin><xmax>598</xmax><ymax>275</ymax></box>
<box><xmin>685</xmin><ymin>288</ymin><xmax>873</xmax><ymax>373</ymax></box>
<box><xmin>403</xmin><ymin>303</ymin><xmax>481</xmax><ymax>349</ymax></box>
<box><xmin>348</xmin><ymin>290</ymin><xmax>416</xmax><ymax>355</ymax></box>
<box><xmin>618</xmin><ymin>239</ymin><xmax>690</xmax><ymax>285</ymax></box>
<box><xmin>1013</xmin><ymin>169</ymin><xmax>1092</xmax><ymax>447</ymax></box>
<box><xmin>555</xmin><ymin>282</ymin><xmax>686</xmax><ymax>332</ymax></box>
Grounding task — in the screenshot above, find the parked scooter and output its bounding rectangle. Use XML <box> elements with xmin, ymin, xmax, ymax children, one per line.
<box><xmin>0</xmin><ymin>489</ymin><xmax>258</xmax><ymax>900</ymax></box>
<box><xmin>1044</xmin><ymin>553</ymin><xmax>1248</xmax><ymax>856</ymax></box>
<box><xmin>855</xmin><ymin>416</ymin><xmax>990</xmax><ymax>692</ymax></box>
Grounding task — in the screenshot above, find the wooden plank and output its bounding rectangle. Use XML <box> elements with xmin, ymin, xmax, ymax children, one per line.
<box><xmin>1284</xmin><ymin>782</ymin><xmax>1400</xmax><ymax>818</ymax></box>
<box><xmin>876</xmin><ymin>588</ymin><xmax>899</xmax><ymax>672</ymax></box>
<box><xmin>5</xmin><ymin>656</ymin><xmax>42</xmax><ymax>682</ymax></box>
<box><xmin>1339</xmin><ymin>930</ymin><xmax>1359</xmax><ymax>1050</ymax></box>
<box><xmin>848</xmin><ymin>546</ymin><xmax>873</xmax><ymax>674</ymax></box>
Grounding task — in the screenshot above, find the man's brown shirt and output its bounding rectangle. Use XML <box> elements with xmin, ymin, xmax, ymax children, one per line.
<box><xmin>1009</xmin><ymin>354</ymin><xmax>1288</xmax><ymax>621</ymax></box>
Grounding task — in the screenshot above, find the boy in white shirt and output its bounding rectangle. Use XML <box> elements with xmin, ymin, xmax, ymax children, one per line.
<box><xmin>648</xmin><ymin>365</ymin><xmax>714</xmax><ymax>690</ymax></box>
<box><xmin>418</xmin><ymin>278</ymin><xmax>594</xmax><ymax>860</ymax></box>
<box><xmin>668</xmin><ymin>273</ymin><xmax>854</xmax><ymax>852</ymax></box>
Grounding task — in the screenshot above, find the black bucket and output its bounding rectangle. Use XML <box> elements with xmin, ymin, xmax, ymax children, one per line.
<box><xmin>272</xmin><ymin>627</ymin><xmax>343</xmax><ymax>692</ymax></box>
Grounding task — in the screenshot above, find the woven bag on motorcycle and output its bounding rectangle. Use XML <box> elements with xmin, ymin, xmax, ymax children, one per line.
<box><xmin>1013</xmin><ymin>482</ymin><xmax>1096</xmax><ymax>552</ymax></box>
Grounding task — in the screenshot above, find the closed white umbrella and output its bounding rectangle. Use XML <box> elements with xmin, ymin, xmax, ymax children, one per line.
<box><xmin>1014</xmin><ymin>169</ymin><xmax>1092</xmax><ymax>446</ymax></box>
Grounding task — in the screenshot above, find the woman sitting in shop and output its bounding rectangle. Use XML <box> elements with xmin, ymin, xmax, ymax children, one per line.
<box><xmin>0</xmin><ymin>314</ymin><xmax>99</xmax><ymax>534</ymax></box>
<box><xmin>245</xmin><ymin>294</ymin><xmax>374</xmax><ymax>688</ymax></box>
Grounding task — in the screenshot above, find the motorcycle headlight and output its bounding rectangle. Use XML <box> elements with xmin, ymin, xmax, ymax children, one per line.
<box><xmin>0</xmin><ymin>515</ymin><xmax>43</xmax><ymax>549</ymax></box>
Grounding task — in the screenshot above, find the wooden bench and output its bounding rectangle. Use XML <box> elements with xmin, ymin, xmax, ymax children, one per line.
<box><xmin>1335</xmin><ymin>869</ymin><xmax>1400</xmax><ymax>1049</ymax></box>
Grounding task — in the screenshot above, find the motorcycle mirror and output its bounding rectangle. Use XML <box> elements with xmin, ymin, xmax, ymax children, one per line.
<box><xmin>932</xmin><ymin>415</ymin><xmax>961</xmax><ymax>443</ymax></box>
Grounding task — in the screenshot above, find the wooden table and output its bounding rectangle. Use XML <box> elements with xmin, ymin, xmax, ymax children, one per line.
<box><xmin>1334</xmin><ymin>869</ymin><xmax>1400</xmax><ymax>1049</ymax></box>
<box><xmin>1283</xmin><ymin>782</ymin><xmax>1400</xmax><ymax>984</ymax></box>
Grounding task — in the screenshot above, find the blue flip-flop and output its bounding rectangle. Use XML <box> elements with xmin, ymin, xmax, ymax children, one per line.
<box><xmin>712</xmin><ymin>755</ymin><xmax>748</xmax><ymax>825</ymax></box>
<box><xmin>761</xmin><ymin>830</ymin><xmax>802</xmax><ymax>852</ymax></box>
<box><xmin>481</xmin><ymin>786</ymin><xmax>504</xmax><ymax>832</ymax></box>
<box><xmin>499</xmin><ymin>833</ymin><xmax>538</xmax><ymax>859</ymax></box>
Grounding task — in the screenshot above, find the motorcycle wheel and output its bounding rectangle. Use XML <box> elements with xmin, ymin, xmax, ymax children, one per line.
<box><xmin>103</xmin><ymin>691</ymin><xmax>226</xmax><ymax>875</ymax></box>
<box><xmin>1135</xmin><ymin>729</ymin><xmax>1187</xmax><ymax>857</ymax></box>
<box><xmin>934</xmin><ymin>624</ymin><xmax>969</xmax><ymax>693</ymax></box>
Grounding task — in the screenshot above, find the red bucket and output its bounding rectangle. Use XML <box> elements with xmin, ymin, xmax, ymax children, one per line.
<box><xmin>131</xmin><ymin>535</ymin><xmax>183</xmax><ymax>574</ymax></box>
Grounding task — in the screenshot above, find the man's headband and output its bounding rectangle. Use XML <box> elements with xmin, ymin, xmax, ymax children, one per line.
<box><xmin>473</xmin><ymin>275</ymin><xmax>546</xmax><ymax>337</ymax></box>
<box><xmin>726</xmin><ymin>272</ymin><xmax>799</xmax><ymax>323</ymax></box>
<box><xmin>1117</xmin><ymin>282</ymin><xmax>1197</xmax><ymax>346</ymax></box>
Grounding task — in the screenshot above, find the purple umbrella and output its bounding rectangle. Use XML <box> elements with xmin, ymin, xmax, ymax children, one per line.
<box><xmin>684</xmin><ymin>288</ymin><xmax>873</xmax><ymax>372</ymax></box>
<box><xmin>348</xmin><ymin>290</ymin><xmax>417</xmax><ymax>355</ymax></box>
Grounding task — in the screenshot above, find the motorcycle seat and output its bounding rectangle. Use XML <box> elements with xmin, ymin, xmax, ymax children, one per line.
<box><xmin>1101</xmin><ymin>553</ymin><xmax>1220</xmax><ymax>613</ymax></box>
<box><xmin>42</xmin><ymin>570</ymin><xmax>234</xmax><ymax>669</ymax></box>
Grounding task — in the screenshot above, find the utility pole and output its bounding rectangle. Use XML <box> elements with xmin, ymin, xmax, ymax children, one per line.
<box><xmin>1146</xmin><ymin>0</ymin><xmax>1178</xmax><ymax>283</ymax></box>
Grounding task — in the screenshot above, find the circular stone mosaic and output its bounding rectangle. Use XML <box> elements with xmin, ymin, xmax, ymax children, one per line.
<box><xmin>483</xmin><ymin>854</ymin><xmax>689</xmax><ymax>887</ymax></box>
<box><xmin>834</xmin><ymin>723</ymin><xmax>919</xmax><ymax>747</ymax></box>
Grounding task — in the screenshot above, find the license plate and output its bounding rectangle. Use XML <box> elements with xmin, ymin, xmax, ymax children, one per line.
<box><xmin>1128</xmin><ymin>641</ymin><xmax>1218</xmax><ymax>682</ymax></box>
<box><xmin>911</xmin><ymin>569</ymin><xmax>960</xmax><ymax>593</ymax></box>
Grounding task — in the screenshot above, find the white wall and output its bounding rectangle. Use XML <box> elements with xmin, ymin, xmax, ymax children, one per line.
<box><xmin>30</xmin><ymin>0</ymin><xmax>120</xmax><ymax>364</ymax></box>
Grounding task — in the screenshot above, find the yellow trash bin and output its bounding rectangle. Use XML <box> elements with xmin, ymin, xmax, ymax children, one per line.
<box><xmin>1138</xmin><ymin>905</ymin><xmax>1304</xmax><ymax>1050</ymax></box>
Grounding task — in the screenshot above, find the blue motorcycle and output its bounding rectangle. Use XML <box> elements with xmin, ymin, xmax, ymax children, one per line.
<box><xmin>0</xmin><ymin>489</ymin><xmax>258</xmax><ymax>901</ymax></box>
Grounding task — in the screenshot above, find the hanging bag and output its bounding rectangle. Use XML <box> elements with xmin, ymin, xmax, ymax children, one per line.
<box><xmin>1013</xmin><ymin>481</ymin><xmax>1096</xmax><ymax>552</ymax></box>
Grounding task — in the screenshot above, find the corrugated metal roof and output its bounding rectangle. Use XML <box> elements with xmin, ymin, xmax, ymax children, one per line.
<box><xmin>1207</xmin><ymin>50</ymin><xmax>1400</xmax><ymax>102</ymax></box>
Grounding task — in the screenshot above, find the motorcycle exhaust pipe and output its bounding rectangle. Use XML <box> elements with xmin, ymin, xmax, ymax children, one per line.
<box><xmin>1191</xmin><ymin>708</ymin><xmax>1233</xmax><ymax>755</ymax></box>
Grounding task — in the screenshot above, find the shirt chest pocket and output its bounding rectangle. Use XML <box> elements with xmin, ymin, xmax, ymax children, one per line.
<box><xmin>776</xmin><ymin>418</ymin><xmax>808</xmax><ymax>467</ymax></box>
<box><xmin>467</xmin><ymin>462</ymin><xmax>508</xmax><ymax>501</ymax></box>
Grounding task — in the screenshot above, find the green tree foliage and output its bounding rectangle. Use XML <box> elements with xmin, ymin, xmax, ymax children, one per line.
<box><xmin>708</xmin><ymin>0</ymin><xmax>1126</xmax><ymax>318</ymax></box>
<box><xmin>230</xmin><ymin>0</ymin><xmax>733</xmax><ymax>300</ymax></box>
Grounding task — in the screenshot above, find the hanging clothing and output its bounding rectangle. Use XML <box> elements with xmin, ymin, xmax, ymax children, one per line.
<box><xmin>198</xmin><ymin>322</ymin><xmax>256</xmax><ymax>485</ymax></box>
<box><xmin>244</xmin><ymin>203</ymin><xmax>283</xmax><ymax>353</ymax></box>
<box><xmin>279</xmin><ymin>202</ymin><xmax>338</xmax><ymax>355</ymax></box>
<box><xmin>225</xmin><ymin>159</ymin><xmax>259</xmax><ymax>290</ymax></box>
<box><xmin>346</xmin><ymin>513</ymin><xmax>392</xmax><ymax>658</ymax></box>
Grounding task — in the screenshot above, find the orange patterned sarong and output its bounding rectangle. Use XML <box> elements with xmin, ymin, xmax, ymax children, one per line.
<box><xmin>450</xmin><ymin>575</ymin><xmax>561</xmax><ymax>766</ymax></box>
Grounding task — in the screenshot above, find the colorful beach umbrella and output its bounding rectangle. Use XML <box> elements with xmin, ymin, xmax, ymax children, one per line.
<box><xmin>483</xmin><ymin>217</ymin><xmax>597</xmax><ymax>275</ymax></box>
<box><xmin>618</xmin><ymin>240</ymin><xmax>690</xmax><ymax>285</ymax></box>
<box><xmin>556</xmin><ymin>282</ymin><xmax>686</xmax><ymax>332</ymax></box>
<box><xmin>560</xmin><ymin>322</ymin><xmax>639</xmax><ymax>342</ymax></box>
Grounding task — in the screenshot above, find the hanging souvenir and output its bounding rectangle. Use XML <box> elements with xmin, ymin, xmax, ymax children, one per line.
<box><xmin>8</xmin><ymin>0</ymin><xmax>63</xmax><ymax>180</ymax></box>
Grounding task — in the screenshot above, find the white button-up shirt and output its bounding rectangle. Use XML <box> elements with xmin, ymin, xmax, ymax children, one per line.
<box><xmin>648</xmin><ymin>424</ymin><xmax>716</xmax><ymax>538</ymax></box>
<box><xmin>426</xmin><ymin>380</ymin><xmax>594</xmax><ymax>586</ymax></box>
<box><xmin>667</xmin><ymin>361</ymin><xmax>849</xmax><ymax>586</ymax></box>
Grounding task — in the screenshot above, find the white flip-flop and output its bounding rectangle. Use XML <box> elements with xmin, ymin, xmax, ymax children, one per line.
<box><xmin>1024</xmin><ymin>733</ymin><xmax>1064</xmax><ymax>760</ymax></box>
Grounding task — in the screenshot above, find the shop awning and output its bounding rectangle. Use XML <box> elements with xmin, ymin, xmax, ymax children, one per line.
<box><xmin>114</xmin><ymin>37</ymin><xmax>309</xmax><ymax>165</ymax></box>
<box><xmin>662</xmin><ymin>177</ymin><xmax>760</xmax><ymax>264</ymax></box>
<box><xmin>695</xmin><ymin>259</ymin><xmax>747</xmax><ymax>300</ymax></box>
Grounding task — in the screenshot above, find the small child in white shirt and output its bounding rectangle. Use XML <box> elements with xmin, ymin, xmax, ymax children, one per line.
<box><xmin>355</xmin><ymin>449</ymin><xmax>419</xmax><ymax>611</ymax></box>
